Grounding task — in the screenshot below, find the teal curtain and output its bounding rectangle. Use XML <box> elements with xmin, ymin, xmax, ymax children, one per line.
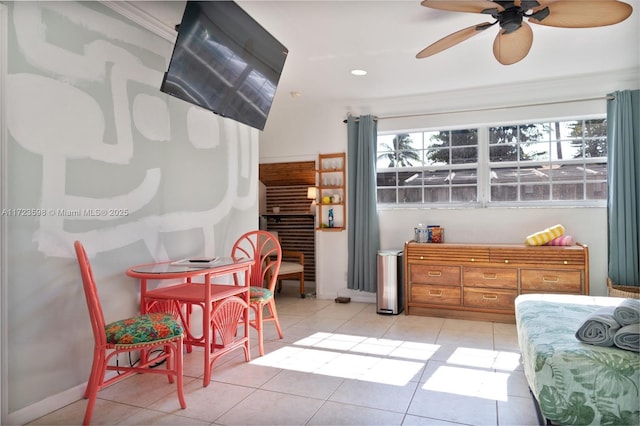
<box><xmin>347</xmin><ymin>115</ymin><xmax>380</xmax><ymax>292</ymax></box>
<box><xmin>607</xmin><ymin>89</ymin><xmax>640</xmax><ymax>286</ymax></box>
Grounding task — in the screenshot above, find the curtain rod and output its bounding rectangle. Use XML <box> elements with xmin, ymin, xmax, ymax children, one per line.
<box><xmin>343</xmin><ymin>95</ymin><xmax>615</xmax><ymax>123</ymax></box>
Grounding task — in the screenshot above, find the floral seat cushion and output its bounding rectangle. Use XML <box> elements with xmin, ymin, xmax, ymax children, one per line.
<box><xmin>250</xmin><ymin>286</ymin><xmax>273</xmax><ymax>303</ymax></box>
<box><xmin>105</xmin><ymin>312</ymin><xmax>183</xmax><ymax>345</ymax></box>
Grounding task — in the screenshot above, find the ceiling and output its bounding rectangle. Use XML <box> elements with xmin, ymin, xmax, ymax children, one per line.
<box><xmin>129</xmin><ymin>0</ymin><xmax>639</xmax><ymax>105</ymax></box>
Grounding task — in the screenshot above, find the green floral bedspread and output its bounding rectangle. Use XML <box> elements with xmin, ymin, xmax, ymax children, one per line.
<box><xmin>515</xmin><ymin>294</ymin><xmax>640</xmax><ymax>426</ymax></box>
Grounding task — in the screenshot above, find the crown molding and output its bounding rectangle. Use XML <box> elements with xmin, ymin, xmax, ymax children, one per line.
<box><xmin>101</xmin><ymin>1</ymin><xmax>177</xmax><ymax>43</ymax></box>
<box><xmin>345</xmin><ymin>67</ymin><xmax>640</xmax><ymax>118</ymax></box>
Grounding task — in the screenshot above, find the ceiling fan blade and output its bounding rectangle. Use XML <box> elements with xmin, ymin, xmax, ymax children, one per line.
<box><xmin>493</xmin><ymin>21</ymin><xmax>534</xmax><ymax>65</ymax></box>
<box><xmin>529</xmin><ymin>0</ymin><xmax>633</xmax><ymax>28</ymax></box>
<box><xmin>417</xmin><ymin>22</ymin><xmax>493</xmax><ymax>59</ymax></box>
<box><xmin>421</xmin><ymin>0</ymin><xmax>504</xmax><ymax>14</ymax></box>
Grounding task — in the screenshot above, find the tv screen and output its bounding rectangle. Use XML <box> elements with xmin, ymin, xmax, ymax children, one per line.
<box><xmin>160</xmin><ymin>1</ymin><xmax>288</xmax><ymax>131</ymax></box>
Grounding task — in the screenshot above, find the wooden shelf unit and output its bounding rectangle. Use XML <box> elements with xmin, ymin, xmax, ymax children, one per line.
<box><xmin>404</xmin><ymin>241</ymin><xmax>590</xmax><ymax>323</ymax></box>
<box><xmin>316</xmin><ymin>152</ymin><xmax>346</xmax><ymax>231</ymax></box>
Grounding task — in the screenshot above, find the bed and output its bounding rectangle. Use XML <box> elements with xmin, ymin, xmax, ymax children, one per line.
<box><xmin>515</xmin><ymin>293</ymin><xmax>640</xmax><ymax>425</ymax></box>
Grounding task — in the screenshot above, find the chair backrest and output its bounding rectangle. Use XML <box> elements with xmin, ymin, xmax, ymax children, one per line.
<box><xmin>74</xmin><ymin>241</ymin><xmax>107</xmax><ymax>347</ymax></box>
<box><xmin>232</xmin><ymin>230</ymin><xmax>281</xmax><ymax>291</ymax></box>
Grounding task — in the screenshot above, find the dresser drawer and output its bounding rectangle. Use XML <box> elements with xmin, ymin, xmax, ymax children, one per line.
<box><xmin>489</xmin><ymin>245</ymin><xmax>587</xmax><ymax>266</ymax></box>
<box><xmin>409</xmin><ymin>264</ymin><xmax>460</xmax><ymax>286</ymax></box>
<box><xmin>521</xmin><ymin>269</ymin><xmax>582</xmax><ymax>293</ymax></box>
<box><xmin>463</xmin><ymin>288</ymin><xmax>517</xmax><ymax>311</ymax></box>
<box><xmin>406</xmin><ymin>243</ymin><xmax>489</xmax><ymax>263</ymax></box>
<box><xmin>411</xmin><ymin>284</ymin><xmax>461</xmax><ymax>306</ymax></box>
<box><xmin>463</xmin><ymin>267</ymin><xmax>518</xmax><ymax>289</ymax></box>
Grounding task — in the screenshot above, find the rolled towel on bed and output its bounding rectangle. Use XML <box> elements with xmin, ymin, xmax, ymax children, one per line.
<box><xmin>613</xmin><ymin>298</ymin><xmax>640</xmax><ymax>326</ymax></box>
<box><xmin>545</xmin><ymin>235</ymin><xmax>575</xmax><ymax>246</ymax></box>
<box><xmin>525</xmin><ymin>224</ymin><xmax>565</xmax><ymax>246</ymax></box>
<box><xmin>613</xmin><ymin>324</ymin><xmax>640</xmax><ymax>352</ymax></box>
<box><xmin>575</xmin><ymin>306</ymin><xmax>621</xmax><ymax>346</ymax></box>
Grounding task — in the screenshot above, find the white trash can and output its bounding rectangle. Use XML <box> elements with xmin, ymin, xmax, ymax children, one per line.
<box><xmin>376</xmin><ymin>249</ymin><xmax>404</xmax><ymax>315</ymax></box>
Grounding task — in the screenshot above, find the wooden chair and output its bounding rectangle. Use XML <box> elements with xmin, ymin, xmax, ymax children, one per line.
<box><xmin>269</xmin><ymin>231</ymin><xmax>306</xmax><ymax>298</ymax></box>
<box><xmin>74</xmin><ymin>241</ymin><xmax>186</xmax><ymax>425</ymax></box>
<box><xmin>232</xmin><ymin>230</ymin><xmax>283</xmax><ymax>356</ymax></box>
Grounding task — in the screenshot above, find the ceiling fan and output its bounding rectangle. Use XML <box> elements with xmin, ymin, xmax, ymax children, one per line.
<box><xmin>416</xmin><ymin>0</ymin><xmax>633</xmax><ymax>65</ymax></box>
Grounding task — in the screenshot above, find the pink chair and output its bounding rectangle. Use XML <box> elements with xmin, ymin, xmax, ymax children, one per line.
<box><xmin>231</xmin><ymin>230</ymin><xmax>283</xmax><ymax>356</ymax></box>
<box><xmin>208</xmin><ymin>296</ymin><xmax>250</xmax><ymax>372</ymax></box>
<box><xmin>74</xmin><ymin>241</ymin><xmax>186</xmax><ymax>425</ymax></box>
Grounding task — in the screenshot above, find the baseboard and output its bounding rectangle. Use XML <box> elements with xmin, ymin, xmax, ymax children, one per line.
<box><xmin>7</xmin><ymin>383</ymin><xmax>85</xmax><ymax>425</ymax></box>
<box><xmin>7</xmin><ymin>368</ymin><xmax>124</xmax><ymax>425</ymax></box>
<box><xmin>317</xmin><ymin>289</ymin><xmax>376</xmax><ymax>304</ymax></box>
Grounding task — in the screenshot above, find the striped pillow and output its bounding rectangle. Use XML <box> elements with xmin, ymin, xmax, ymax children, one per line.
<box><xmin>525</xmin><ymin>224</ymin><xmax>565</xmax><ymax>246</ymax></box>
<box><xmin>546</xmin><ymin>235</ymin><xmax>575</xmax><ymax>246</ymax></box>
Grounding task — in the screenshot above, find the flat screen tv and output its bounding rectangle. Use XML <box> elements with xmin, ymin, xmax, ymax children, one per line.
<box><xmin>160</xmin><ymin>1</ymin><xmax>288</xmax><ymax>131</ymax></box>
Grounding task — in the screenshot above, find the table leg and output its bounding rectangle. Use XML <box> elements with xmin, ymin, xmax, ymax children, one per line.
<box><xmin>140</xmin><ymin>278</ymin><xmax>148</xmax><ymax>314</ymax></box>
<box><xmin>244</xmin><ymin>267</ymin><xmax>251</xmax><ymax>362</ymax></box>
<box><xmin>203</xmin><ymin>272</ymin><xmax>212</xmax><ymax>387</ymax></box>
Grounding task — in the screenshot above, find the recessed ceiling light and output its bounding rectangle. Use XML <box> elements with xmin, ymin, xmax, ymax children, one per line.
<box><xmin>351</xmin><ymin>69</ymin><xmax>367</xmax><ymax>76</ymax></box>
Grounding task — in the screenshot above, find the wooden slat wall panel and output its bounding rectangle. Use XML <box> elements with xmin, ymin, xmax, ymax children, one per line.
<box><xmin>265</xmin><ymin>185</ymin><xmax>315</xmax><ymax>282</ymax></box>
<box><xmin>266</xmin><ymin>186</ymin><xmax>311</xmax><ymax>213</ymax></box>
<box><xmin>259</xmin><ymin>161</ymin><xmax>316</xmax><ymax>187</ymax></box>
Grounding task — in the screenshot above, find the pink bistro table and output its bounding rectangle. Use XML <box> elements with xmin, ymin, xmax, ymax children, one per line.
<box><xmin>126</xmin><ymin>257</ymin><xmax>254</xmax><ymax>386</ymax></box>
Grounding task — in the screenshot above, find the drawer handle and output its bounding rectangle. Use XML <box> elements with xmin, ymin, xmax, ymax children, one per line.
<box><xmin>483</xmin><ymin>273</ymin><xmax>497</xmax><ymax>280</ymax></box>
<box><xmin>563</xmin><ymin>260</ymin><xmax>568</xmax><ymax>265</ymax></box>
<box><xmin>428</xmin><ymin>290</ymin><xmax>443</xmax><ymax>297</ymax></box>
<box><xmin>543</xmin><ymin>276</ymin><xmax>559</xmax><ymax>283</ymax></box>
<box><xmin>482</xmin><ymin>294</ymin><xmax>498</xmax><ymax>301</ymax></box>
<box><xmin>420</xmin><ymin>256</ymin><xmax>424</xmax><ymax>260</ymax></box>
<box><xmin>428</xmin><ymin>271</ymin><xmax>442</xmax><ymax>277</ymax></box>
<box><xmin>471</xmin><ymin>258</ymin><xmax>475</xmax><ymax>262</ymax></box>
<box><xmin>504</xmin><ymin>260</ymin><xmax>509</xmax><ymax>264</ymax></box>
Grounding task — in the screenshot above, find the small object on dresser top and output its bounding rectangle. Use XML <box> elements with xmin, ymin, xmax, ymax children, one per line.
<box><xmin>525</xmin><ymin>224</ymin><xmax>565</xmax><ymax>246</ymax></box>
<box><xmin>430</xmin><ymin>227</ymin><xmax>444</xmax><ymax>243</ymax></box>
<box><xmin>545</xmin><ymin>235</ymin><xmax>575</xmax><ymax>246</ymax></box>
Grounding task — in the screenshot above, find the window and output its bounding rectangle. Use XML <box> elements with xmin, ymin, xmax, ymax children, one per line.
<box><xmin>376</xmin><ymin>118</ymin><xmax>607</xmax><ymax>207</ymax></box>
<box><xmin>377</xmin><ymin>130</ymin><xmax>479</xmax><ymax>204</ymax></box>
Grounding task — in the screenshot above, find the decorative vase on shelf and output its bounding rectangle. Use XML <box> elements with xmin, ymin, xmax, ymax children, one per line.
<box><xmin>328</xmin><ymin>208</ymin><xmax>334</xmax><ymax>228</ymax></box>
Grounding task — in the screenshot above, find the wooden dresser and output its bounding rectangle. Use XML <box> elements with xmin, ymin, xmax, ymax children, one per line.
<box><xmin>404</xmin><ymin>242</ymin><xmax>589</xmax><ymax>323</ymax></box>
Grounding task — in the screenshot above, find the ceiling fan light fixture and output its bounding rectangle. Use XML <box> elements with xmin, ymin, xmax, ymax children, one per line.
<box><xmin>500</xmin><ymin>7</ymin><xmax>524</xmax><ymax>34</ymax></box>
<box><xmin>416</xmin><ymin>0</ymin><xmax>633</xmax><ymax>65</ymax></box>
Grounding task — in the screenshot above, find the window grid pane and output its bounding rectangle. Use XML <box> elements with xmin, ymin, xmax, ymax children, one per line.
<box><xmin>376</xmin><ymin>128</ymin><xmax>478</xmax><ymax>205</ymax></box>
<box><xmin>487</xmin><ymin>118</ymin><xmax>607</xmax><ymax>204</ymax></box>
<box><xmin>377</xmin><ymin>117</ymin><xmax>606</xmax><ymax>206</ymax></box>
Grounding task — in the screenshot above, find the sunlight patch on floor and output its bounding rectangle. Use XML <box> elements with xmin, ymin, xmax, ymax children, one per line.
<box><xmin>251</xmin><ymin>332</ymin><xmax>434</xmax><ymax>385</ymax></box>
<box><xmin>447</xmin><ymin>347</ymin><xmax>521</xmax><ymax>371</ymax></box>
<box><xmin>249</xmin><ymin>331</ymin><xmax>518</xmax><ymax>394</ymax></box>
<box><xmin>423</xmin><ymin>365</ymin><xmax>510</xmax><ymax>401</ymax></box>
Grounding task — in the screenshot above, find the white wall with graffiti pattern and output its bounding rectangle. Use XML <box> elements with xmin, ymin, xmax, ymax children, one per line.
<box><xmin>1</xmin><ymin>1</ymin><xmax>258</xmax><ymax>420</ymax></box>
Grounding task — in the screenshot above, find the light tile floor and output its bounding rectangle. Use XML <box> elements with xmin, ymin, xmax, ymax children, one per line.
<box><xmin>29</xmin><ymin>283</ymin><xmax>540</xmax><ymax>425</ymax></box>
